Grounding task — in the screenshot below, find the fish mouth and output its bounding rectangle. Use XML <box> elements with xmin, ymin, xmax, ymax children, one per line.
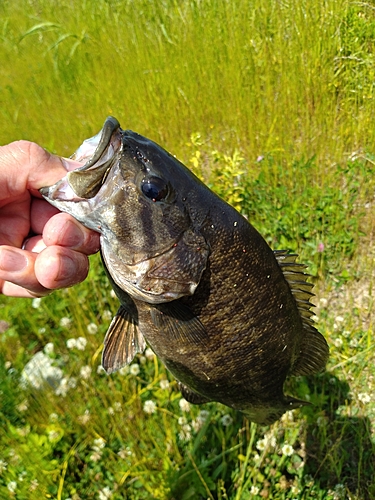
<box><xmin>40</xmin><ymin>116</ymin><xmax>123</xmax><ymax>201</ymax></box>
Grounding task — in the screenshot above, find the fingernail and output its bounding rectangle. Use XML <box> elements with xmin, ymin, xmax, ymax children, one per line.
<box><xmin>60</xmin><ymin>221</ymin><xmax>84</xmax><ymax>248</ymax></box>
<box><xmin>0</xmin><ymin>248</ymin><xmax>28</xmax><ymax>272</ymax></box>
<box><xmin>57</xmin><ymin>255</ymin><xmax>77</xmax><ymax>281</ymax></box>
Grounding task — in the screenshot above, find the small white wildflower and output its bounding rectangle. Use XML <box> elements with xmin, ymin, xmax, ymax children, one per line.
<box><xmin>48</xmin><ymin>430</ymin><xmax>60</xmax><ymax>442</ymax></box>
<box><xmin>7</xmin><ymin>481</ymin><xmax>17</xmax><ymax>493</ymax></box>
<box><xmin>139</xmin><ymin>356</ymin><xmax>147</xmax><ymax>365</ymax></box>
<box><xmin>93</xmin><ymin>437</ymin><xmax>106</xmax><ymax>451</ymax></box>
<box><xmin>87</xmin><ymin>322</ymin><xmax>98</xmax><ymax>335</ymax></box>
<box><xmin>129</xmin><ymin>363</ymin><xmax>140</xmax><ymax>376</ymax></box>
<box><xmin>60</xmin><ymin>317</ymin><xmax>72</xmax><ymax>328</ymax></box>
<box><xmin>179</xmin><ymin>398</ymin><xmax>191</xmax><ymax>413</ymax></box>
<box><xmin>17</xmin><ymin>427</ymin><xmax>30</xmax><ymax>437</ymax></box>
<box><xmin>118</xmin><ymin>447</ymin><xmax>132</xmax><ymax>459</ymax></box>
<box><xmin>114</xmin><ymin>402</ymin><xmax>122</xmax><ymax>412</ymax></box>
<box><xmin>335</xmin><ymin>316</ymin><xmax>344</xmax><ymax>323</ymax></box>
<box><xmin>32</xmin><ymin>297</ymin><xmax>42</xmax><ymax>309</ymax></box>
<box><xmin>90</xmin><ymin>451</ymin><xmax>102</xmax><ymax>462</ymax></box>
<box><xmin>39</xmin><ymin>327</ymin><xmax>46</xmax><ymax>334</ymax></box>
<box><xmin>160</xmin><ymin>379</ymin><xmax>170</xmax><ymax>390</ymax></box>
<box><xmin>250</xmin><ymin>485</ymin><xmax>260</xmax><ymax>495</ymax></box>
<box><xmin>349</xmin><ymin>339</ymin><xmax>358</xmax><ymax>348</ymax></box>
<box><xmin>192</xmin><ymin>409</ymin><xmax>210</xmax><ymax>431</ymax></box>
<box><xmin>334</xmin><ymin>483</ymin><xmax>346</xmax><ymax>499</ymax></box>
<box><xmin>358</xmin><ymin>393</ymin><xmax>371</xmax><ymax>404</ymax></box>
<box><xmin>68</xmin><ymin>377</ymin><xmax>77</xmax><ymax>389</ymax></box>
<box><xmin>97</xmin><ymin>365</ymin><xmax>106</xmax><ymax>374</ymax></box>
<box><xmin>44</xmin><ymin>342</ymin><xmax>54</xmax><ymax>355</ymax></box>
<box><xmin>220</xmin><ymin>414</ymin><xmax>233</xmax><ymax>427</ymax></box>
<box><xmin>76</xmin><ymin>337</ymin><xmax>87</xmax><ymax>351</ymax></box>
<box><xmin>253</xmin><ymin>453</ymin><xmax>260</xmax><ymax>461</ymax></box>
<box><xmin>256</xmin><ymin>438</ymin><xmax>266</xmax><ymax>451</ymax></box>
<box><xmin>143</xmin><ymin>400</ymin><xmax>157</xmax><ymax>414</ymax></box>
<box><xmin>178</xmin><ymin>416</ymin><xmax>187</xmax><ymax>425</ymax></box>
<box><xmin>119</xmin><ymin>365</ymin><xmax>130</xmax><ymax>375</ymax></box>
<box><xmin>145</xmin><ymin>348</ymin><xmax>155</xmax><ymax>360</ymax></box>
<box><xmin>49</xmin><ymin>413</ymin><xmax>58</xmax><ymax>422</ymax></box>
<box><xmin>281</xmin><ymin>410</ymin><xmax>294</xmax><ymax>423</ymax></box>
<box><xmin>110</xmin><ymin>289</ymin><xmax>116</xmax><ymax>298</ymax></box>
<box><xmin>29</xmin><ymin>479</ymin><xmax>39</xmax><ymax>491</ymax></box>
<box><xmin>178</xmin><ymin>424</ymin><xmax>192</xmax><ymax>441</ymax></box>
<box><xmin>98</xmin><ymin>486</ymin><xmax>113</xmax><ymax>500</ymax></box>
<box><xmin>80</xmin><ymin>365</ymin><xmax>92</xmax><ymax>380</ymax></box>
<box><xmin>342</xmin><ymin>330</ymin><xmax>350</xmax><ymax>338</ymax></box>
<box><xmin>5</xmin><ymin>361</ymin><xmax>11</xmax><ymax>370</ymax></box>
<box><xmin>0</xmin><ymin>459</ymin><xmax>8</xmax><ymax>473</ymax></box>
<box><xmin>103</xmin><ymin>310</ymin><xmax>112</xmax><ymax>321</ymax></box>
<box><xmin>108</xmin><ymin>407</ymin><xmax>115</xmax><ymax>415</ymax></box>
<box><xmin>282</xmin><ymin>443</ymin><xmax>294</xmax><ymax>456</ymax></box>
<box><xmin>16</xmin><ymin>399</ymin><xmax>29</xmax><ymax>412</ymax></box>
<box><xmin>77</xmin><ymin>409</ymin><xmax>90</xmax><ymax>425</ymax></box>
<box><xmin>66</xmin><ymin>338</ymin><xmax>77</xmax><ymax>349</ymax></box>
<box><xmin>334</xmin><ymin>338</ymin><xmax>343</xmax><ymax>348</ymax></box>
<box><xmin>55</xmin><ymin>377</ymin><xmax>71</xmax><ymax>397</ymax></box>
<box><xmin>319</xmin><ymin>298</ymin><xmax>328</xmax><ymax>306</ymax></box>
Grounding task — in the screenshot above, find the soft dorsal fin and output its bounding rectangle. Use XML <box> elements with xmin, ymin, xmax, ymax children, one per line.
<box><xmin>274</xmin><ymin>250</ymin><xmax>329</xmax><ymax>375</ymax></box>
<box><xmin>102</xmin><ymin>305</ymin><xmax>146</xmax><ymax>374</ymax></box>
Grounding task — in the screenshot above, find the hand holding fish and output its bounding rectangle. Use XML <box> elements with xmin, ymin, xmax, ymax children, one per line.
<box><xmin>0</xmin><ymin>141</ymin><xmax>100</xmax><ymax>298</ymax></box>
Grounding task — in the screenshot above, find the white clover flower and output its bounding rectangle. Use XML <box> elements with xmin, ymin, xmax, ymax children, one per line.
<box><xmin>250</xmin><ymin>485</ymin><xmax>260</xmax><ymax>495</ymax></box>
<box><xmin>98</xmin><ymin>486</ymin><xmax>113</xmax><ymax>500</ymax></box>
<box><xmin>114</xmin><ymin>402</ymin><xmax>122</xmax><ymax>412</ymax></box>
<box><xmin>160</xmin><ymin>379</ymin><xmax>170</xmax><ymax>390</ymax></box>
<box><xmin>139</xmin><ymin>356</ymin><xmax>147</xmax><ymax>365</ymax></box>
<box><xmin>178</xmin><ymin>416</ymin><xmax>187</xmax><ymax>425</ymax></box>
<box><xmin>256</xmin><ymin>438</ymin><xmax>266</xmax><ymax>451</ymax></box>
<box><xmin>0</xmin><ymin>459</ymin><xmax>8</xmax><ymax>473</ymax></box>
<box><xmin>282</xmin><ymin>443</ymin><xmax>294</xmax><ymax>456</ymax></box>
<box><xmin>49</xmin><ymin>413</ymin><xmax>58</xmax><ymax>422</ymax></box>
<box><xmin>76</xmin><ymin>337</ymin><xmax>87</xmax><ymax>351</ymax></box>
<box><xmin>93</xmin><ymin>437</ymin><xmax>106</xmax><ymax>451</ymax></box>
<box><xmin>80</xmin><ymin>365</ymin><xmax>92</xmax><ymax>380</ymax></box>
<box><xmin>16</xmin><ymin>399</ymin><xmax>28</xmax><ymax>412</ymax></box>
<box><xmin>178</xmin><ymin>424</ymin><xmax>192</xmax><ymax>441</ymax></box>
<box><xmin>44</xmin><ymin>342</ymin><xmax>54</xmax><ymax>355</ymax></box>
<box><xmin>39</xmin><ymin>327</ymin><xmax>46</xmax><ymax>334</ymax></box>
<box><xmin>32</xmin><ymin>297</ymin><xmax>42</xmax><ymax>309</ymax></box>
<box><xmin>48</xmin><ymin>430</ymin><xmax>60</xmax><ymax>442</ymax></box>
<box><xmin>66</xmin><ymin>338</ymin><xmax>77</xmax><ymax>349</ymax></box>
<box><xmin>118</xmin><ymin>447</ymin><xmax>132</xmax><ymax>459</ymax></box>
<box><xmin>129</xmin><ymin>363</ymin><xmax>140</xmax><ymax>376</ymax></box>
<box><xmin>349</xmin><ymin>338</ymin><xmax>358</xmax><ymax>348</ymax></box>
<box><xmin>103</xmin><ymin>309</ymin><xmax>112</xmax><ymax>321</ymax></box>
<box><xmin>7</xmin><ymin>481</ymin><xmax>17</xmax><ymax>493</ymax></box>
<box><xmin>145</xmin><ymin>348</ymin><xmax>155</xmax><ymax>360</ymax></box>
<box><xmin>319</xmin><ymin>298</ymin><xmax>328</xmax><ymax>306</ymax></box>
<box><xmin>119</xmin><ymin>365</ymin><xmax>130</xmax><ymax>375</ymax></box>
<box><xmin>29</xmin><ymin>479</ymin><xmax>39</xmax><ymax>491</ymax></box>
<box><xmin>220</xmin><ymin>414</ymin><xmax>233</xmax><ymax>427</ymax></box>
<box><xmin>335</xmin><ymin>316</ymin><xmax>344</xmax><ymax>323</ymax></box>
<box><xmin>334</xmin><ymin>338</ymin><xmax>343</xmax><ymax>348</ymax></box>
<box><xmin>60</xmin><ymin>317</ymin><xmax>72</xmax><ymax>328</ymax></box>
<box><xmin>90</xmin><ymin>451</ymin><xmax>102</xmax><ymax>462</ymax></box>
<box><xmin>358</xmin><ymin>393</ymin><xmax>371</xmax><ymax>404</ymax></box>
<box><xmin>68</xmin><ymin>377</ymin><xmax>77</xmax><ymax>389</ymax></box>
<box><xmin>143</xmin><ymin>400</ymin><xmax>157</xmax><ymax>414</ymax></box>
<box><xmin>87</xmin><ymin>322</ymin><xmax>98</xmax><ymax>335</ymax></box>
<box><xmin>179</xmin><ymin>398</ymin><xmax>191</xmax><ymax>413</ymax></box>
<box><xmin>77</xmin><ymin>410</ymin><xmax>90</xmax><ymax>425</ymax></box>
<box><xmin>192</xmin><ymin>410</ymin><xmax>210</xmax><ymax>432</ymax></box>
<box><xmin>108</xmin><ymin>407</ymin><xmax>115</xmax><ymax>415</ymax></box>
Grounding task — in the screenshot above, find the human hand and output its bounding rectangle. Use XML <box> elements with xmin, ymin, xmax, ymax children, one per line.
<box><xmin>0</xmin><ymin>140</ymin><xmax>100</xmax><ymax>298</ymax></box>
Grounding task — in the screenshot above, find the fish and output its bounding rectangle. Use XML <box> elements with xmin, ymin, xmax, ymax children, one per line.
<box><xmin>40</xmin><ymin>116</ymin><xmax>329</xmax><ymax>424</ymax></box>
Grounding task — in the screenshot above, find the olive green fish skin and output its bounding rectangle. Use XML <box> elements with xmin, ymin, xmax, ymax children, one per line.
<box><xmin>40</xmin><ymin>117</ymin><xmax>328</xmax><ymax>424</ymax></box>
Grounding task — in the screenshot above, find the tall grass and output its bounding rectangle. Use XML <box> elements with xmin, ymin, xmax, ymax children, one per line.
<box><xmin>1</xmin><ymin>0</ymin><xmax>375</xmax><ymax>498</ymax></box>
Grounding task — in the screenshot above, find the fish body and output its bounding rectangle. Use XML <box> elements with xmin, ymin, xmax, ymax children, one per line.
<box><xmin>41</xmin><ymin>117</ymin><xmax>328</xmax><ymax>424</ymax></box>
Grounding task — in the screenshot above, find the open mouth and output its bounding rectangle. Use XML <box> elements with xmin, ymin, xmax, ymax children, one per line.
<box><xmin>40</xmin><ymin>116</ymin><xmax>123</xmax><ymax>201</ymax></box>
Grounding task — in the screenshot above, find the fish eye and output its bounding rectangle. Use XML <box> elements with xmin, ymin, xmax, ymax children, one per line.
<box><xmin>141</xmin><ymin>176</ymin><xmax>169</xmax><ymax>201</ymax></box>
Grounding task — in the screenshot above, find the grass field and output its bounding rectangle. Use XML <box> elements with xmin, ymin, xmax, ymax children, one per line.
<box><xmin>1</xmin><ymin>0</ymin><xmax>375</xmax><ymax>498</ymax></box>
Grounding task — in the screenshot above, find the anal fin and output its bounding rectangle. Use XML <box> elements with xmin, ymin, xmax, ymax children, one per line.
<box><xmin>102</xmin><ymin>305</ymin><xmax>146</xmax><ymax>374</ymax></box>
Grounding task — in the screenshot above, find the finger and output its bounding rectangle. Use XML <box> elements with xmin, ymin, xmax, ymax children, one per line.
<box><xmin>0</xmin><ymin>246</ymin><xmax>49</xmax><ymax>296</ymax></box>
<box><xmin>22</xmin><ymin>235</ymin><xmax>47</xmax><ymax>253</ymax></box>
<box><xmin>30</xmin><ymin>198</ymin><xmax>60</xmax><ymax>234</ymax></box>
<box><xmin>0</xmin><ymin>281</ymin><xmax>46</xmax><ymax>299</ymax></box>
<box><xmin>42</xmin><ymin>213</ymin><xmax>100</xmax><ymax>254</ymax></box>
<box><xmin>34</xmin><ymin>245</ymin><xmax>89</xmax><ymax>290</ymax></box>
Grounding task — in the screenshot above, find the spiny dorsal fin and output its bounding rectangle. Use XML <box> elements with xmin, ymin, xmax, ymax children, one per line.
<box><xmin>102</xmin><ymin>305</ymin><xmax>146</xmax><ymax>374</ymax></box>
<box><xmin>274</xmin><ymin>250</ymin><xmax>329</xmax><ymax>375</ymax></box>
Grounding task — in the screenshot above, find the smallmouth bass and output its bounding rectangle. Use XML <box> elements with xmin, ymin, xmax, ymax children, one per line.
<box><xmin>41</xmin><ymin>117</ymin><xmax>328</xmax><ymax>424</ymax></box>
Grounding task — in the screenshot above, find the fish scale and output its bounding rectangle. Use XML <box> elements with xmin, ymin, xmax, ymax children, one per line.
<box><xmin>40</xmin><ymin>116</ymin><xmax>329</xmax><ymax>424</ymax></box>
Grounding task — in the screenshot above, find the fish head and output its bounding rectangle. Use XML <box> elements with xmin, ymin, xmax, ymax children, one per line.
<box><xmin>40</xmin><ymin>117</ymin><xmax>210</xmax><ymax>303</ymax></box>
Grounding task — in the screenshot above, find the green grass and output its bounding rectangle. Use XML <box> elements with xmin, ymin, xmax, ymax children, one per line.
<box><xmin>1</xmin><ymin>0</ymin><xmax>375</xmax><ymax>498</ymax></box>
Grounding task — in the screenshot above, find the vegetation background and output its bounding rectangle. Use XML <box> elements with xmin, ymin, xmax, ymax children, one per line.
<box><xmin>1</xmin><ymin>0</ymin><xmax>375</xmax><ymax>498</ymax></box>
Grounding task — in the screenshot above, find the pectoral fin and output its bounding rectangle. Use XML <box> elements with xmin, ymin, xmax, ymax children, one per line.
<box><xmin>102</xmin><ymin>305</ymin><xmax>146</xmax><ymax>374</ymax></box>
<box><xmin>150</xmin><ymin>300</ymin><xmax>209</xmax><ymax>347</ymax></box>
